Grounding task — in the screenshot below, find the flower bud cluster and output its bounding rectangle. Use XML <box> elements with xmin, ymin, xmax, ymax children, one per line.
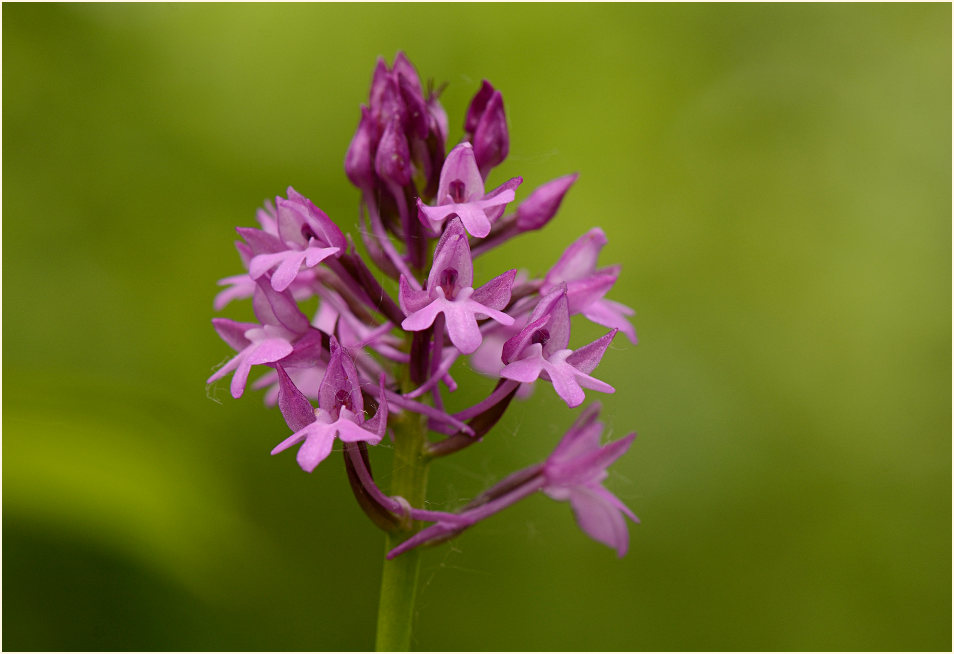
<box><xmin>209</xmin><ymin>53</ymin><xmax>639</xmax><ymax>557</ymax></box>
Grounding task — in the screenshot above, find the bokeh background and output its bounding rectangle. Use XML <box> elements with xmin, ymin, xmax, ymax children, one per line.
<box><xmin>3</xmin><ymin>3</ymin><xmax>950</xmax><ymax>651</ymax></box>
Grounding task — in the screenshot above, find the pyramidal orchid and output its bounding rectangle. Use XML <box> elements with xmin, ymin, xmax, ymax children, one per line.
<box><xmin>207</xmin><ymin>53</ymin><xmax>640</xmax><ymax>651</ymax></box>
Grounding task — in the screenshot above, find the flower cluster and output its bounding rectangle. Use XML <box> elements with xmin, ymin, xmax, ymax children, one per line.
<box><xmin>209</xmin><ymin>53</ymin><xmax>639</xmax><ymax>557</ymax></box>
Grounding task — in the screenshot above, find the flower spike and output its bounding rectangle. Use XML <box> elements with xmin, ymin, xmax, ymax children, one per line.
<box><xmin>209</xmin><ymin>53</ymin><xmax>639</xmax><ymax>571</ymax></box>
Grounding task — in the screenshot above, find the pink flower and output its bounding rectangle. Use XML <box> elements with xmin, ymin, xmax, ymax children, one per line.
<box><xmin>400</xmin><ymin>217</ymin><xmax>515</xmax><ymax>354</ymax></box>
<box><xmin>245</xmin><ymin>188</ymin><xmax>346</xmax><ymax>293</ymax></box>
<box><xmin>543</xmin><ymin>228</ymin><xmax>637</xmax><ymax>344</ymax></box>
<box><xmin>500</xmin><ymin>288</ymin><xmax>617</xmax><ymax>408</ymax></box>
<box><xmin>416</xmin><ymin>143</ymin><xmax>521</xmax><ymax>238</ymax></box>
<box><xmin>271</xmin><ymin>338</ymin><xmax>387</xmax><ymax>473</ymax></box>
<box><xmin>543</xmin><ymin>403</ymin><xmax>638</xmax><ymax>557</ymax></box>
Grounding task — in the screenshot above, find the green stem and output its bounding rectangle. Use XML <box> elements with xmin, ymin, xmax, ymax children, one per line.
<box><xmin>375</xmin><ymin>409</ymin><xmax>429</xmax><ymax>651</ymax></box>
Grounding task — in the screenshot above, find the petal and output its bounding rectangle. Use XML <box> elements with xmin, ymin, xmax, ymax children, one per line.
<box><xmin>399</xmin><ymin>274</ymin><xmax>434</xmax><ymax>315</ymax></box>
<box><xmin>211</xmin><ymin>318</ymin><xmax>256</xmax><ymax>352</ymax></box>
<box><xmin>335</xmin><ymin>412</ymin><xmax>384</xmax><ymax>446</ymax></box>
<box><xmin>442</xmin><ymin>301</ymin><xmax>484</xmax><ymax>354</ymax></box>
<box><xmin>401</xmin><ymin>299</ymin><xmax>444</xmax><ymax>332</ymax></box>
<box><xmin>479</xmin><ymin>176</ymin><xmax>522</xmax><ymax>223</ymax></box>
<box><xmin>317</xmin><ymin>336</ymin><xmax>364</xmax><ymax>414</ymax></box>
<box><xmin>548</xmin><ymin>402</ymin><xmax>604</xmax><ymax>463</ymax></box>
<box><xmin>271</xmin><ymin>251</ymin><xmax>310</xmax><ymax>291</ymax></box>
<box><xmin>252</xmin><ymin>278</ymin><xmax>311</xmax><ymax>334</ymax></box>
<box><xmin>295</xmin><ymin>428</ymin><xmax>336</xmax><ymax>473</ymax></box>
<box><xmin>582</xmin><ymin>299</ymin><xmax>637</xmax><ymax>344</ymax></box>
<box><xmin>548</xmin><ymin>228</ymin><xmax>608</xmax><ymax>283</ymax></box>
<box><xmin>393</xmin><ymin>51</ymin><xmax>423</xmax><ymax>96</ymax></box>
<box><xmin>374</xmin><ymin>117</ymin><xmax>412</xmax><ymax>186</ymax></box>
<box><xmin>563</xmin><ymin>271</ymin><xmax>618</xmax><ymax>315</ymax></box>
<box><xmin>544</xmin><ymin>358</ymin><xmax>586</xmax><ymax>408</ymax></box>
<box><xmin>276</xmin><ymin>365</ymin><xmax>317</xmax><ymax>432</ymax></box>
<box><xmin>210</xmin><ymin>337</ymin><xmax>293</xmax><ymax>399</ymax></box>
<box><xmin>237</xmin><ymin>227</ymin><xmax>283</xmax><ymax>256</ymax></box>
<box><xmin>575</xmin><ymin>372</ymin><xmax>615</xmax><ymax>395</ymax></box>
<box><xmin>206</xmin><ymin>345</ymin><xmax>246</xmax><ymax>385</ymax></box>
<box><xmin>303</xmin><ymin>244</ymin><xmax>340</xmax><ymax>268</ymax></box>
<box><xmin>463</xmin><ymin>297</ymin><xmax>513</xmax><ymax>326</ymax></box>
<box><xmin>499</xmin><ymin>349</ymin><xmax>546</xmax><ymax>383</ymax></box>
<box><xmin>248</xmin><ymin>251</ymin><xmax>291</xmax><ymax>282</ymax></box>
<box><xmin>214</xmin><ymin>275</ymin><xmax>256</xmax><ymax>311</ymax></box>
<box><xmin>270</xmin><ymin>424</ymin><xmax>309</xmax><ymax>456</ymax></box>
<box><xmin>417</xmin><ymin>198</ymin><xmax>449</xmax><ymax>234</ymax></box>
<box><xmin>539</xmin><ymin>291</ymin><xmax>572</xmax><ymax>356</ymax></box>
<box><xmin>427</xmin><ymin>218</ymin><xmax>474</xmax><ymax>290</ymax></box>
<box><xmin>437</xmin><ymin>142</ymin><xmax>484</xmax><ymax>203</ymax></box>
<box><xmin>452</xmin><ymin>203</ymin><xmax>492</xmax><ymax>239</ymax></box>
<box><xmin>565</xmin><ymin>329</ymin><xmax>618</xmax><ymax>375</ymax></box>
<box><xmin>363</xmin><ymin>375</ymin><xmax>389</xmax><ymax>437</ymax></box>
<box><xmin>279</xmin><ymin>188</ymin><xmax>347</xmax><ymax>250</ymax></box>
<box><xmin>567</xmin><ymin>485</ymin><xmax>631</xmax><ymax>557</ymax></box>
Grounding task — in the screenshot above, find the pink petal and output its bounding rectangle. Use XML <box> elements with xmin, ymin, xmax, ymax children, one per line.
<box><xmin>499</xmin><ymin>349</ymin><xmax>545</xmax><ymax>383</ymax></box>
<box><xmin>211</xmin><ymin>318</ymin><xmax>255</xmax><ymax>352</ymax></box>
<box><xmin>463</xmin><ymin>298</ymin><xmax>513</xmax><ymax>326</ymax></box>
<box><xmin>276</xmin><ymin>365</ymin><xmax>317</xmax><ymax>432</ymax></box>
<box><xmin>399</xmin><ymin>275</ymin><xmax>434</xmax><ymax>315</ymax></box>
<box><xmin>549</xmin><ymin>228</ymin><xmax>608</xmax><ymax>283</ymax></box>
<box><xmin>582</xmin><ymin>299</ymin><xmax>637</xmax><ymax>344</ymax></box>
<box><xmin>231</xmin><ymin>337</ymin><xmax>294</xmax><ymax>398</ymax></box>
<box><xmin>271</xmin><ymin>251</ymin><xmax>310</xmax><ymax>291</ymax></box>
<box><xmin>568</xmin><ymin>485</ymin><xmax>630</xmax><ymax>557</ymax></box>
<box><xmin>295</xmin><ymin>428</ymin><xmax>336</xmax><ymax>472</ymax></box>
<box><xmin>317</xmin><ymin>336</ymin><xmax>364</xmax><ymax>415</ymax></box>
<box><xmin>427</xmin><ymin>218</ymin><xmax>474</xmax><ymax>290</ymax></box>
<box><xmin>214</xmin><ymin>275</ymin><xmax>255</xmax><ymax>311</ymax></box>
<box><xmin>252</xmin><ymin>279</ymin><xmax>311</xmax><ymax>334</ymax></box>
<box><xmin>442</xmin><ymin>301</ymin><xmax>483</xmax><ymax>354</ymax></box>
<box><xmin>544</xmin><ymin>359</ymin><xmax>586</xmax><ymax>408</ymax></box>
<box><xmin>565</xmin><ymin>329</ymin><xmax>618</xmax><ymax>375</ymax></box>
<box><xmin>270</xmin><ymin>425</ymin><xmax>308</xmax><ymax>456</ymax></box>
<box><xmin>453</xmin><ymin>203</ymin><xmax>492</xmax><ymax>239</ymax></box>
<box><xmin>401</xmin><ymin>299</ymin><xmax>444</xmax><ymax>332</ymax></box>
<box><xmin>562</xmin><ymin>272</ymin><xmax>618</xmax><ymax>314</ymax></box>
<box><xmin>548</xmin><ymin>403</ymin><xmax>604</xmax><ymax>463</ymax></box>
<box><xmin>335</xmin><ymin>412</ymin><xmax>384</xmax><ymax>445</ymax></box>
<box><xmin>248</xmin><ymin>251</ymin><xmax>289</xmax><ymax>281</ymax></box>
<box><xmin>437</xmin><ymin>142</ymin><xmax>484</xmax><ymax>203</ymax></box>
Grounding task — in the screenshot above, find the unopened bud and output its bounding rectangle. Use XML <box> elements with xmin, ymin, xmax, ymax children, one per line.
<box><xmin>374</xmin><ymin>117</ymin><xmax>412</xmax><ymax>187</ymax></box>
<box><xmin>516</xmin><ymin>173</ymin><xmax>579</xmax><ymax>231</ymax></box>
<box><xmin>398</xmin><ymin>72</ymin><xmax>428</xmax><ymax>140</ymax></box>
<box><xmin>345</xmin><ymin>106</ymin><xmax>376</xmax><ymax>190</ymax></box>
<box><xmin>464</xmin><ymin>80</ymin><xmax>495</xmax><ymax>135</ymax></box>
<box><xmin>473</xmin><ymin>90</ymin><xmax>509</xmax><ymax>178</ymax></box>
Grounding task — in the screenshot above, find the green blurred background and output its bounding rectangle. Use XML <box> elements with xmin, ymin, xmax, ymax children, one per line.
<box><xmin>3</xmin><ymin>3</ymin><xmax>950</xmax><ymax>651</ymax></box>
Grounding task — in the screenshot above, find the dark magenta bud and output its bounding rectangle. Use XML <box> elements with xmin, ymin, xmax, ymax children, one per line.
<box><xmin>398</xmin><ymin>72</ymin><xmax>428</xmax><ymax>140</ymax></box>
<box><xmin>473</xmin><ymin>90</ymin><xmax>509</xmax><ymax>178</ymax></box>
<box><xmin>516</xmin><ymin>173</ymin><xmax>579</xmax><ymax>231</ymax></box>
<box><xmin>464</xmin><ymin>80</ymin><xmax>496</xmax><ymax>135</ymax></box>
<box><xmin>345</xmin><ymin>105</ymin><xmax>377</xmax><ymax>190</ymax></box>
<box><xmin>374</xmin><ymin>117</ymin><xmax>412</xmax><ymax>187</ymax></box>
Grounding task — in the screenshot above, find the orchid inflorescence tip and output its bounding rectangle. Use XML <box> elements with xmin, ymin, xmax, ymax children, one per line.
<box><xmin>209</xmin><ymin>52</ymin><xmax>639</xmax><ymax>558</ymax></box>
